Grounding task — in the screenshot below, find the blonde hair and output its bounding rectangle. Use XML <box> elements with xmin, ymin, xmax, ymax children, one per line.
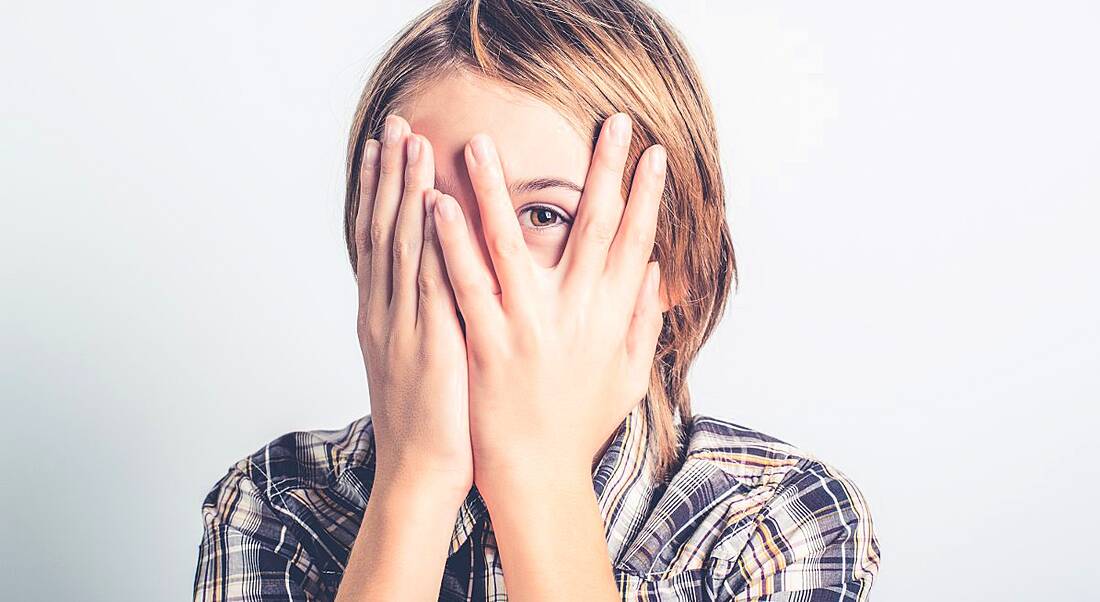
<box><xmin>344</xmin><ymin>0</ymin><xmax>736</xmax><ymax>483</ymax></box>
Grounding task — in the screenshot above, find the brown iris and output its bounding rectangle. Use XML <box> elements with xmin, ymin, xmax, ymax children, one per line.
<box><xmin>531</xmin><ymin>207</ymin><xmax>558</xmax><ymax>227</ymax></box>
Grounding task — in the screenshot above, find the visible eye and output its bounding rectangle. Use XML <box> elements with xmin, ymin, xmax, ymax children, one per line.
<box><xmin>517</xmin><ymin>204</ymin><xmax>573</xmax><ymax>230</ymax></box>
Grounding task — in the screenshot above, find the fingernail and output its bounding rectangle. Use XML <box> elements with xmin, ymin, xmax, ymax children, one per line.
<box><xmin>648</xmin><ymin>144</ymin><xmax>666</xmax><ymax>173</ymax></box>
<box><xmin>610</xmin><ymin>113</ymin><xmax>631</xmax><ymax>146</ymax></box>
<box><xmin>469</xmin><ymin>134</ymin><xmax>493</xmax><ymax>166</ymax></box>
<box><xmin>384</xmin><ymin>115</ymin><xmax>402</xmax><ymax>143</ymax></box>
<box><xmin>364</xmin><ymin>139</ymin><xmax>379</xmax><ymax>166</ymax></box>
<box><xmin>407</xmin><ymin>135</ymin><xmax>421</xmax><ymax>163</ymax></box>
<box><xmin>436</xmin><ymin>194</ymin><xmax>457</xmax><ymax>221</ymax></box>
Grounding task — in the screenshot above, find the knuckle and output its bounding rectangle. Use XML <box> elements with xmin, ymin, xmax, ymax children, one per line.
<box><xmin>467</xmin><ymin>336</ymin><xmax>505</xmax><ymax>370</ymax></box>
<box><xmin>392</xmin><ymin>237</ymin><xmax>415</xmax><ymax>263</ymax></box>
<box><xmin>628</xmin><ymin>226</ymin><xmax>650</xmax><ymax>251</ymax></box>
<box><xmin>369</xmin><ymin>221</ymin><xmax>387</xmax><ymax>247</ymax></box>
<box><xmin>362</xmin><ymin>162</ymin><xmax>377</xmax><ymax>179</ymax></box>
<box><xmin>561</xmin><ymin>313</ymin><xmax>586</xmax><ymax>342</ymax></box>
<box><xmin>452</xmin><ymin>272</ymin><xmax>481</xmax><ymax>296</ymax></box>
<box><xmin>385</xmin><ymin>324</ymin><xmax>401</xmax><ymax>349</ymax></box>
<box><xmin>378</xmin><ymin>159</ymin><xmax>399</xmax><ymax>177</ymax></box>
<box><xmin>355</xmin><ymin>227</ymin><xmax>373</xmax><ymax>254</ymax></box>
<box><xmin>595</xmin><ymin>153</ymin><xmax>622</xmax><ymax>176</ymax></box>
<box><xmin>581</xmin><ymin>218</ymin><xmax>616</xmax><ymax>246</ymax></box>
<box><xmin>365</xmin><ymin>321</ymin><xmax>386</xmax><ymax>348</ymax></box>
<box><xmin>491</xmin><ymin>234</ymin><xmax>521</xmax><ymax>257</ymax></box>
<box><xmin>596</xmin><ymin>160</ymin><xmax>616</xmax><ymax>178</ymax></box>
<box><xmin>467</xmin><ymin>345</ymin><xmax>490</xmax><ymax>371</ymax></box>
<box><xmin>512</xmin><ymin>322</ymin><xmax>541</xmax><ymax>352</ymax></box>
<box><xmin>451</xmin><ymin>273</ymin><xmax>473</xmax><ymax>293</ymax></box>
<box><xmin>379</xmin><ymin>152</ymin><xmax>402</xmax><ymax>176</ymax></box>
<box><xmin>417</xmin><ymin>272</ymin><xmax>438</xmax><ymax>300</ymax></box>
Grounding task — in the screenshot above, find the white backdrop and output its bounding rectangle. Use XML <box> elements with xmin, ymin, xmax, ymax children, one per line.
<box><xmin>3</xmin><ymin>1</ymin><xmax>1097</xmax><ymax>600</ymax></box>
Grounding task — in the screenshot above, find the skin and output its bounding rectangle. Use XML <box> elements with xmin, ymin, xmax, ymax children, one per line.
<box><xmin>335</xmin><ymin>69</ymin><xmax>671</xmax><ymax>601</ymax></box>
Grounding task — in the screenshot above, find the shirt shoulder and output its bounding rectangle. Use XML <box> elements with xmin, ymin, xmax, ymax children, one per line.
<box><xmin>677</xmin><ymin>414</ymin><xmax>882</xmax><ymax>600</ymax></box>
<box><xmin>198</xmin><ymin>413</ymin><xmax>376</xmax><ymax>532</ymax></box>
<box><xmin>194</xmin><ymin>415</ymin><xmax>376</xmax><ymax>600</ymax></box>
<box><xmin>217</xmin><ymin>415</ymin><xmax>375</xmax><ymax>497</ymax></box>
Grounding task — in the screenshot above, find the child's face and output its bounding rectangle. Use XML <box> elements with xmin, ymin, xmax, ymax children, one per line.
<box><xmin>396</xmin><ymin>69</ymin><xmax>593</xmax><ymax>268</ymax></box>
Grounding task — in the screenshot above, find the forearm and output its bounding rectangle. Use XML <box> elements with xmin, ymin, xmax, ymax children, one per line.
<box><xmin>482</xmin><ymin>467</ymin><xmax>620</xmax><ymax>601</ymax></box>
<box><xmin>335</xmin><ymin>477</ymin><xmax>462</xmax><ymax>601</ymax></box>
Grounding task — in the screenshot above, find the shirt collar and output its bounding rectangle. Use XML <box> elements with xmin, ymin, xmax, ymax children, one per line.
<box><xmin>445</xmin><ymin>401</ymin><xmax>655</xmax><ymax>565</ymax></box>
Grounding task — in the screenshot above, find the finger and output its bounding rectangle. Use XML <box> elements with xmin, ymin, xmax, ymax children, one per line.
<box><xmin>417</xmin><ymin>190</ymin><xmax>459</xmax><ymax>330</ymax></box>
<box><xmin>391</xmin><ymin>134</ymin><xmax>435</xmax><ymax>326</ymax></box>
<box><xmin>354</xmin><ymin>139</ymin><xmax>381</xmax><ymax>300</ymax></box>
<box><xmin>606</xmin><ymin>144</ymin><xmax>666</xmax><ymax>297</ymax></box>
<box><xmin>431</xmin><ymin>192</ymin><xmax>500</xmax><ymax>328</ymax></box>
<box><xmin>368</xmin><ymin>114</ymin><xmax>411</xmax><ymax>318</ymax></box>
<box><xmin>560</xmin><ymin>112</ymin><xmax>632</xmax><ymax>294</ymax></box>
<box><xmin>465</xmin><ymin>133</ymin><xmax>535</xmax><ymax>316</ymax></box>
<box><xmin>625</xmin><ymin>261</ymin><xmax>663</xmax><ymax>399</ymax></box>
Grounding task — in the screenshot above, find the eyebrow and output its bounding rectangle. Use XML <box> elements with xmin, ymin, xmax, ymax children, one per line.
<box><xmin>435</xmin><ymin>173</ymin><xmax>583</xmax><ymax>197</ymax></box>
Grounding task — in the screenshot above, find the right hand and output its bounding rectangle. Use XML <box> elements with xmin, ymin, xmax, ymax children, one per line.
<box><xmin>355</xmin><ymin>114</ymin><xmax>473</xmax><ymax>504</ymax></box>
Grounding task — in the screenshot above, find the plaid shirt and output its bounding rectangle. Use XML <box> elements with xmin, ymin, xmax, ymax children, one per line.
<box><xmin>194</xmin><ymin>404</ymin><xmax>881</xmax><ymax>601</ymax></box>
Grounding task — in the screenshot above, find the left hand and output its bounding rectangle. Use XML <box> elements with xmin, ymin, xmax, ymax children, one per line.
<box><xmin>429</xmin><ymin>113</ymin><xmax>668</xmax><ymax>498</ymax></box>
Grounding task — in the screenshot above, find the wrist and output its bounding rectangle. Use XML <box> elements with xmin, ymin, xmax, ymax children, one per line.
<box><xmin>343</xmin><ymin>464</ymin><xmax>466</xmax><ymax>601</ymax></box>
<box><xmin>476</xmin><ymin>455</ymin><xmax>593</xmax><ymax>509</ymax></box>
<box><xmin>369</xmin><ymin>468</ymin><xmax>470</xmax><ymax>515</ymax></box>
<box><xmin>373</xmin><ymin>455</ymin><xmax>472</xmax><ymax>504</ymax></box>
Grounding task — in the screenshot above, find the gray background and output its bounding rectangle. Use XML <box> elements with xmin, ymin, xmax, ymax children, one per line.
<box><xmin>3</xmin><ymin>1</ymin><xmax>1097</xmax><ymax>599</ymax></box>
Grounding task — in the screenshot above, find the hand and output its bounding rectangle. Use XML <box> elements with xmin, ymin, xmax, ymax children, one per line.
<box><xmin>429</xmin><ymin>113</ymin><xmax>667</xmax><ymax>497</ymax></box>
<box><xmin>355</xmin><ymin>114</ymin><xmax>473</xmax><ymax>503</ymax></box>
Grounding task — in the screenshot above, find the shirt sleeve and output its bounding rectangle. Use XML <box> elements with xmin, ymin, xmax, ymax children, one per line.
<box><xmin>713</xmin><ymin>457</ymin><xmax>882</xmax><ymax>602</ymax></box>
<box><xmin>193</xmin><ymin>464</ymin><xmax>330</xmax><ymax>602</ymax></box>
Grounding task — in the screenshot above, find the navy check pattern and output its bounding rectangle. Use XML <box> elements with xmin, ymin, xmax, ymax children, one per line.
<box><xmin>194</xmin><ymin>403</ymin><xmax>881</xmax><ymax>600</ymax></box>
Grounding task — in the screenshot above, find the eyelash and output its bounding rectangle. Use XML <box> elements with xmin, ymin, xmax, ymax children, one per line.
<box><xmin>517</xmin><ymin>204</ymin><xmax>573</xmax><ymax>230</ymax></box>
